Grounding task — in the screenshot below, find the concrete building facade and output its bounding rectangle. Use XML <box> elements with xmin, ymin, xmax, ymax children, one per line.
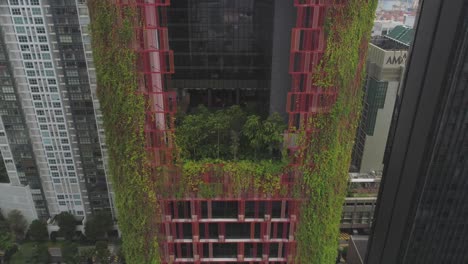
<box><xmin>351</xmin><ymin>27</ymin><xmax>413</xmax><ymax>173</ymax></box>
<box><xmin>0</xmin><ymin>0</ymin><xmax>113</xmax><ymax>220</ymax></box>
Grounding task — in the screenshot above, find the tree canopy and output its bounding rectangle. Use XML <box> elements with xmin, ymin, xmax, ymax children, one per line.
<box><xmin>55</xmin><ymin>212</ymin><xmax>77</xmax><ymax>240</ymax></box>
<box><xmin>85</xmin><ymin>211</ymin><xmax>113</xmax><ymax>241</ymax></box>
<box><xmin>0</xmin><ymin>209</ymin><xmax>14</xmax><ymax>252</ymax></box>
<box><xmin>7</xmin><ymin>210</ymin><xmax>27</xmax><ymax>241</ymax></box>
<box><xmin>28</xmin><ymin>220</ymin><xmax>48</xmax><ymax>242</ymax></box>
<box><xmin>176</xmin><ymin>105</ymin><xmax>286</xmax><ymax>161</ymax></box>
<box><xmin>95</xmin><ymin>241</ymin><xmax>110</xmax><ymax>264</ymax></box>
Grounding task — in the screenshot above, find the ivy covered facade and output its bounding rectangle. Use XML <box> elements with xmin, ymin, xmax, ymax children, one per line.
<box><xmin>89</xmin><ymin>0</ymin><xmax>377</xmax><ymax>263</ymax></box>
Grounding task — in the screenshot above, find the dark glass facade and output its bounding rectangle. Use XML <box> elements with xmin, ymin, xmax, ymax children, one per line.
<box><xmin>350</xmin><ymin>81</ymin><xmax>368</xmax><ymax>172</ymax></box>
<box><xmin>401</xmin><ymin>15</ymin><xmax>468</xmax><ymax>263</ymax></box>
<box><xmin>367</xmin><ymin>1</ymin><xmax>468</xmax><ymax>262</ymax></box>
<box><xmin>364</xmin><ymin>78</ymin><xmax>388</xmax><ymax>136</ymax></box>
<box><xmin>167</xmin><ymin>0</ymin><xmax>275</xmax><ymax>113</ymax></box>
<box><xmin>0</xmin><ymin>28</ymin><xmax>49</xmax><ymax>219</ymax></box>
<box><xmin>49</xmin><ymin>1</ymin><xmax>111</xmax><ymax>214</ymax></box>
<box><xmin>0</xmin><ymin>153</ymin><xmax>8</xmax><ymax>183</ymax></box>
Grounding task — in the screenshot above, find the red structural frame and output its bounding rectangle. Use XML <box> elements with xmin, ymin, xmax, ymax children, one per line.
<box><xmin>114</xmin><ymin>0</ymin><xmax>344</xmax><ymax>263</ymax></box>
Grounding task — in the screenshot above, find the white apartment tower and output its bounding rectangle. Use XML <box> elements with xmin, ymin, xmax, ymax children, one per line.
<box><xmin>0</xmin><ymin>0</ymin><xmax>113</xmax><ymax>220</ymax></box>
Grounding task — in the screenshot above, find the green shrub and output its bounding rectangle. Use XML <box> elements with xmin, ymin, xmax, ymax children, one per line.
<box><xmin>176</xmin><ymin>105</ymin><xmax>286</xmax><ymax>161</ymax></box>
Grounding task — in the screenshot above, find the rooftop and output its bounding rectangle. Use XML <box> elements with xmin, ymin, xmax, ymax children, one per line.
<box><xmin>386</xmin><ymin>25</ymin><xmax>415</xmax><ymax>46</ymax></box>
<box><xmin>371</xmin><ymin>25</ymin><xmax>415</xmax><ymax>50</ymax></box>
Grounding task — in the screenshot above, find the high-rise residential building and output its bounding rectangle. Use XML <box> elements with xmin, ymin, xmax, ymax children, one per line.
<box><xmin>351</xmin><ymin>25</ymin><xmax>413</xmax><ymax>173</ymax></box>
<box><xmin>0</xmin><ymin>25</ymin><xmax>49</xmax><ymax>219</ymax></box>
<box><xmin>367</xmin><ymin>0</ymin><xmax>468</xmax><ymax>263</ymax></box>
<box><xmin>0</xmin><ymin>0</ymin><xmax>113</xmax><ymax>220</ymax></box>
<box><xmin>90</xmin><ymin>0</ymin><xmax>377</xmax><ymax>263</ymax></box>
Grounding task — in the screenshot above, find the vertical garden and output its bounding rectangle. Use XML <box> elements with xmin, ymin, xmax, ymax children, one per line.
<box><xmin>294</xmin><ymin>0</ymin><xmax>377</xmax><ymax>263</ymax></box>
<box><xmin>88</xmin><ymin>0</ymin><xmax>377</xmax><ymax>263</ymax></box>
<box><xmin>89</xmin><ymin>1</ymin><xmax>161</xmax><ymax>263</ymax></box>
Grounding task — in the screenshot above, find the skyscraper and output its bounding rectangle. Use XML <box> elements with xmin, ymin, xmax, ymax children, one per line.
<box><xmin>367</xmin><ymin>0</ymin><xmax>468</xmax><ymax>263</ymax></box>
<box><xmin>0</xmin><ymin>0</ymin><xmax>113</xmax><ymax>219</ymax></box>
<box><xmin>90</xmin><ymin>0</ymin><xmax>377</xmax><ymax>263</ymax></box>
<box><xmin>351</xmin><ymin>25</ymin><xmax>414</xmax><ymax>173</ymax></box>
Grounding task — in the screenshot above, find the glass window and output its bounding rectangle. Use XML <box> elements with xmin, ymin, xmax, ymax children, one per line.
<box><xmin>42</xmin><ymin>53</ymin><xmax>51</xmax><ymax>59</ymax></box>
<box><xmin>18</xmin><ymin>36</ymin><xmax>28</xmax><ymax>42</ymax></box>
<box><xmin>44</xmin><ymin>62</ymin><xmax>52</xmax><ymax>68</ymax></box>
<box><xmin>66</xmin><ymin>70</ymin><xmax>78</xmax><ymax>77</ymax></box>
<box><xmin>2</xmin><ymin>87</ymin><xmax>14</xmax><ymax>93</ymax></box>
<box><xmin>59</xmin><ymin>36</ymin><xmax>72</xmax><ymax>43</ymax></box>
<box><xmin>36</xmin><ymin>27</ymin><xmax>45</xmax><ymax>34</ymax></box>
<box><xmin>32</xmin><ymin>8</ymin><xmax>41</xmax><ymax>15</ymax></box>
<box><xmin>4</xmin><ymin>94</ymin><xmax>16</xmax><ymax>101</ymax></box>
<box><xmin>40</xmin><ymin>45</ymin><xmax>49</xmax><ymax>51</ymax></box>
<box><xmin>13</xmin><ymin>17</ymin><xmax>23</xmax><ymax>24</ymax></box>
<box><xmin>30</xmin><ymin>0</ymin><xmax>40</xmax><ymax>5</ymax></box>
<box><xmin>34</xmin><ymin>18</ymin><xmax>43</xmax><ymax>24</ymax></box>
<box><xmin>38</xmin><ymin>36</ymin><xmax>47</xmax><ymax>42</ymax></box>
<box><xmin>16</xmin><ymin>26</ymin><xmax>25</xmax><ymax>33</ymax></box>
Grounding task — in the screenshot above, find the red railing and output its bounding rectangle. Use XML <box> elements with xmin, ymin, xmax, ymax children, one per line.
<box><xmin>117</xmin><ymin>0</ymin><xmax>175</xmax><ymax>167</ymax></box>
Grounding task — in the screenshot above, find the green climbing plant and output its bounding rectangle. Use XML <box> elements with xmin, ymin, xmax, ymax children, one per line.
<box><xmin>294</xmin><ymin>1</ymin><xmax>378</xmax><ymax>263</ymax></box>
<box><xmin>89</xmin><ymin>1</ymin><xmax>160</xmax><ymax>263</ymax></box>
